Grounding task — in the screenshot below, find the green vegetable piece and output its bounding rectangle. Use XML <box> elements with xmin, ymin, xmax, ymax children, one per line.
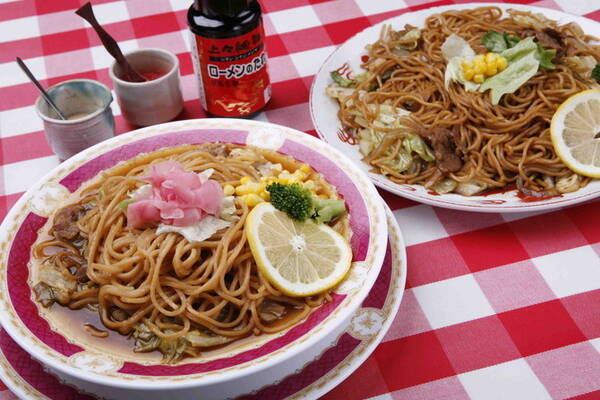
<box><xmin>312</xmin><ymin>197</ymin><xmax>347</xmax><ymax>224</ymax></box>
<box><xmin>536</xmin><ymin>44</ymin><xmax>556</xmax><ymax>70</ymax></box>
<box><xmin>504</xmin><ymin>33</ymin><xmax>521</xmax><ymax>48</ymax></box>
<box><xmin>482</xmin><ymin>30</ymin><xmax>508</xmax><ymax>53</ymax></box>
<box><xmin>330</xmin><ymin>71</ymin><xmax>356</xmax><ymax>88</ymax></box>
<box><xmin>592</xmin><ymin>64</ymin><xmax>600</xmax><ymax>83</ymax></box>
<box><xmin>501</xmin><ymin>37</ymin><xmax>537</xmax><ymax>62</ymax></box>
<box><xmin>403</xmin><ymin>133</ymin><xmax>435</xmax><ymax>162</ymax></box>
<box><xmin>267</xmin><ymin>183</ymin><xmax>313</xmax><ymax>221</ymax></box>
<box><xmin>266</xmin><ymin>182</ymin><xmax>346</xmax><ymax>224</ymax></box>
<box><xmin>119</xmin><ymin>199</ymin><xmax>134</xmax><ymax>211</ymax></box>
<box><xmin>479</xmin><ymin>50</ymin><xmax>539</xmax><ymax>105</ymax></box>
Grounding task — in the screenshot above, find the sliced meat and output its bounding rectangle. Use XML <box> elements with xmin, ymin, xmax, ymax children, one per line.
<box><xmin>564</xmin><ymin>36</ymin><xmax>588</xmax><ymax>57</ymax></box>
<box><xmin>258</xmin><ymin>300</ymin><xmax>287</xmax><ymax>323</ymax></box>
<box><xmin>418</xmin><ymin>127</ymin><xmax>464</xmax><ymax>174</ymax></box>
<box><xmin>201</xmin><ymin>143</ymin><xmax>230</xmax><ymax>158</ymax></box>
<box><xmin>519</xmin><ymin>28</ymin><xmax>565</xmax><ymax>58</ymax></box>
<box><xmin>52</xmin><ymin>205</ymin><xmax>83</xmax><ymax>241</ymax></box>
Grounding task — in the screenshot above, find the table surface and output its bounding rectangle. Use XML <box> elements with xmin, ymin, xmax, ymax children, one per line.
<box><xmin>1</xmin><ymin>0</ymin><xmax>599</xmax><ymax>399</ymax></box>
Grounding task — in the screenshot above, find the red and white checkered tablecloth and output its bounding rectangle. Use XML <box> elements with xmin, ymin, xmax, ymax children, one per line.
<box><xmin>1</xmin><ymin>0</ymin><xmax>599</xmax><ymax>399</ymax></box>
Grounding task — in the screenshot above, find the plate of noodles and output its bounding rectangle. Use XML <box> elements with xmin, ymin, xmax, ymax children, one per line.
<box><xmin>310</xmin><ymin>3</ymin><xmax>600</xmax><ymax>212</ymax></box>
<box><xmin>0</xmin><ymin>205</ymin><xmax>407</xmax><ymax>400</ymax></box>
<box><xmin>0</xmin><ymin>118</ymin><xmax>389</xmax><ymax>398</ymax></box>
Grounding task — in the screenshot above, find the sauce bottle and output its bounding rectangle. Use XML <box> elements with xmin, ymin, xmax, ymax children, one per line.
<box><xmin>188</xmin><ymin>0</ymin><xmax>271</xmax><ymax>117</ymax></box>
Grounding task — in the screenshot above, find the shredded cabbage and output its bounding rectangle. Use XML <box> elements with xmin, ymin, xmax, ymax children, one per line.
<box><xmin>442</xmin><ymin>34</ymin><xmax>480</xmax><ymax>92</ymax></box>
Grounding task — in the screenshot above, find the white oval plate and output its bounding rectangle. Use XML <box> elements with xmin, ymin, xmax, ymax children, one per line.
<box><xmin>310</xmin><ymin>2</ymin><xmax>600</xmax><ymax>212</ymax></box>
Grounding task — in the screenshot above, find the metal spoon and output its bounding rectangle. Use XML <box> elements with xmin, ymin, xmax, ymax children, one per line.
<box><xmin>75</xmin><ymin>2</ymin><xmax>146</xmax><ymax>83</ymax></box>
<box><xmin>16</xmin><ymin>57</ymin><xmax>67</xmax><ymax>120</ymax></box>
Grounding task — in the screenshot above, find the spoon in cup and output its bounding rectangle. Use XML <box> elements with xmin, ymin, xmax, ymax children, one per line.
<box><xmin>75</xmin><ymin>2</ymin><xmax>146</xmax><ymax>83</ymax></box>
<box><xmin>16</xmin><ymin>57</ymin><xmax>67</xmax><ymax>120</ymax></box>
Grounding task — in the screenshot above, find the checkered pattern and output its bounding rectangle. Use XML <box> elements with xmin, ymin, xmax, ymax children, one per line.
<box><xmin>1</xmin><ymin>0</ymin><xmax>599</xmax><ymax>399</ymax></box>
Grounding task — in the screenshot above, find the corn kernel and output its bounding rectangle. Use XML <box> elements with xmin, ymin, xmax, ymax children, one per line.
<box><xmin>260</xmin><ymin>191</ymin><xmax>270</xmax><ymax>201</ymax></box>
<box><xmin>292</xmin><ymin>170</ymin><xmax>306</xmax><ymax>181</ymax></box>
<box><xmin>236</xmin><ymin>184</ymin><xmax>256</xmax><ymax>195</ymax></box>
<box><xmin>241</xmin><ymin>193</ymin><xmax>263</xmax><ymax>207</ymax></box>
<box><xmin>474</xmin><ymin>54</ymin><xmax>485</xmax><ymax>63</ymax></box>
<box><xmin>485</xmin><ymin>52</ymin><xmax>497</xmax><ymax>63</ymax></box>
<box><xmin>303</xmin><ymin>180</ymin><xmax>316</xmax><ymax>190</ymax></box>
<box><xmin>460</xmin><ymin>60</ymin><xmax>473</xmax><ymax>70</ymax></box>
<box><xmin>300</xmin><ymin>164</ymin><xmax>311</xmax><ymax>173</ymax></box>
<box><xmin>278</xmin><ymin>170</ymin><xmax>292</xmax><ymax>179</ymax></box>
<box><xmin>496</xmin><ymin>57</ymin><xmax>507</xmax><ymax>71</ymax></box>
<box><xmin>463</xmin><ymin>68</ymin><xmax>475</xmax><ymax>80</ymax></box>
<box><xmin>473</xmin><ymin>61</ymin><xmax>486</xmax><ymax>75</ymax></box>
<box><xmin>223</xmin><ymin>184</ymin><xmax>235</xmax><ymax>196</ymax></box>
<box><xmin>240</xmin><ymin>176</ymin><xmax>252</xmax><ymax>185</ymax></box>
<box><xmin>473</xmin><ymin>74</ymin><xmax>485</xmax><ymax>84</ymax></box>
<box><xmin>485</xmin><ymin>65</ymin><xmax>498</xmax><ymax>77</ymax></box>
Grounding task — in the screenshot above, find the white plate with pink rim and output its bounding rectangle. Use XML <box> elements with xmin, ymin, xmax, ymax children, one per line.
<box><xmin>310</xmin><ymin>2</ymin><xmax>600</xmax><ymax>213</ymax></box>
<box><xmin>0</xmin><ymin>205</ymin><xmax>406</xmax><ymax>400</ymax></box>
<box><xmin>0</xmin><ymin>119</ymin><xmax>389</xmax><ymax>400</ymax></box>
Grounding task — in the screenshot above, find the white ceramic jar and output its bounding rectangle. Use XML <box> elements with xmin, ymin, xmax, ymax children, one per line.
<box><xmin>109</xmin><ymin>48</ymin><xmax>184</xmax><ymax>126</ymax></box>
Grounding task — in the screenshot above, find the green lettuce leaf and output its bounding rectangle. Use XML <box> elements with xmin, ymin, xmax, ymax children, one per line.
<box><xmin>482</xmin><ymin>31</ymin><xmax>508</xmax><ymax>52</ymax></box>
<box><xmin>536</xmin><ymin>44</ymin><xmax>556</xmax><ymax>70</ymax></box>
<box><xmin>479</xmin><ymin>39</ymin><xmax>539</xmax><ymax>105</ymax></box>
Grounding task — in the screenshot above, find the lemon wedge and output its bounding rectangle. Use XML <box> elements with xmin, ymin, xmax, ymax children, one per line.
<box><xmin>245</xmin><ymin>202</ymin><xmax>352</xmax><ymax>297</ymax></box>
<box><xmin>551</xmin><ymin>89</ymin><xmax>600</xmax><ymax>178</ymax></box>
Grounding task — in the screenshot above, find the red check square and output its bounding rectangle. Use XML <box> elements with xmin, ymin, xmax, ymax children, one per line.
<box><xmin>277</xmin><ymin>26</ymin><xmax>333</xmax><ymax>55</ymax></box>
<box><xmin>565</xmin><ymin>201</ymin><xmax>600</xmax><ymax>245</ymax></box>
<box><xmin>509</xmin><ymin>211</ymin><xmax>588</xmax><ymax>258</ymax></box>
<box><xmin>131</xmin><ymin>13</ymin><xmax>180</xmax><ymax>39</ymax></box>
<box><xmin>267</xmin><ymin>78</ymin><xmax>309</xmax><ymax>110</ymax></box>
<box><xmin>406</xmin><ymin>237</ymin><xmax>470</xmax><ymax>288</ymax></box>
<box><xmin>436</xmin><ymin>315</ymin><xmax>521</xmax><ymax>373</ymax></box>
<box><xmin>34</xmin><ymin>0</ymin><xmax>80</xmax><ymax>15</ymax></box>
<box><xmin>561</xmin><ymin>290</ymin><xmax>600</xmax><ymax>339</ymax></box>
<box><xmin>499</xmin><ymin>299</ymin><xmax>587</xmax><ymax>357</ymax></box>
<box><xmin>1</xmin><ymin>132</ymin><xmax>52</xmax><ymax>166</ymax></box>
<box><xmin>451</xmin><ymin>224</ymin><xmax>529</xmax><ymax>272</ymax></box>
<box><xmin>41</xmin><ymin>29</ymin><xmax>90</xmax><ymax>56</ymax></box>
<box><xmin>374</xmin><ymin>331</ymin><xmax>456</xmax><ymax>391</ymax></box>
<box><xmin>0</xmin><ymin>37</ymin><xmax>43</xmax><ymax>63</ymax></box>
<box><xmin>265</xmin><ymin>34</ymin><xmax>288</xmax><ymax>58</ymax></box>
<box><xmin>323</xmin><ymin>16</ymin><xmax>371</xmax><ymax>44</ymax></box>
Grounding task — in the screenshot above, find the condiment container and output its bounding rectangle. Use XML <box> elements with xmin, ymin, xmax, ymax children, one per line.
<box><xmin>109</xmin><ymin>48</ymin><xmax>183</xmax><ymax>126</ymax></box>
<box><xmin>35</xmin><ymin>79</ymin><xmax>115</xmax><ymax>160</ymax></box>
<box><xmin>188</xmin><ymin>0</ymin><xmax>271</xmax><ymax>117</ymax></box>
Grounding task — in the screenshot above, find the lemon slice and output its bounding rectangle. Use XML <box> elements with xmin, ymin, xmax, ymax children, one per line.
<box><xmin>245</xmin><ymin>202</ymin><xmax>352</xmax><ymax>297</ymax></box>
<box><xmin>551</xmin><ymin>89</ymin><xmax>600</xmax><ymax>178</ymax></box>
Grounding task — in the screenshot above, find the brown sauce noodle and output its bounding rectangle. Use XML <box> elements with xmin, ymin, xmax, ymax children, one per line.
<box><xmin>32</xmin><ymin>144</ymin><xmax>347</xmax><ymax>357</ymax></box>
<box><xmin>336</xmin><ymin>7</ymin><xmax>600</xmax><ymax>193</ymax></box>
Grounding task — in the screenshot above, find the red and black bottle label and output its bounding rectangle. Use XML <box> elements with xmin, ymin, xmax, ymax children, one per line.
<box><xmin>191</xmin><ymin>24</ymin><xmax>271</xmax><ymax>117</ymax></box>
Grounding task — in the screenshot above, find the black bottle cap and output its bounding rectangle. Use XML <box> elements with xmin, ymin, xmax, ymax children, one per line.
<box><xmin>194</xmin><ymin>0</ymin><xmax>252</xmax><ymax>18</ymax></box>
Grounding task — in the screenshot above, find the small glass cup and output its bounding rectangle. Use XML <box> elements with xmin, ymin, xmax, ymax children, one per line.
<box><xmin>35</xmin><ymin>79</ymin><xmax>115</xmax><ymax>160</ymax></box>
<box><xmin>109</xmin><ymin>48</ymin><xmax>184</xmax><ymax>127</ymax></box>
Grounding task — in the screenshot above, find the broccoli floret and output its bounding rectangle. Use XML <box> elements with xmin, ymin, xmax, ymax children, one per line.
<box><xmin>266</xmin><ymin>182</ymin><xmax>346</xmax><ymax>224</ymax></box>
<box><xmin>592</xmin><ymin>64</ymin><xmax>600</xmax><ymax>84</ymax></box>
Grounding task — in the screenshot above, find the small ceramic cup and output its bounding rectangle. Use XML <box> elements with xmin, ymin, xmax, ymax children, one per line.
<box><xmin>109</xmin><ymin>48</ymin><xmax>184</xmax><ymax>126</ymax></box>
<box><xmin>35</xmin><ymin>79</ymin><xmax>115</xmax><ymax>160</ymax></box>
